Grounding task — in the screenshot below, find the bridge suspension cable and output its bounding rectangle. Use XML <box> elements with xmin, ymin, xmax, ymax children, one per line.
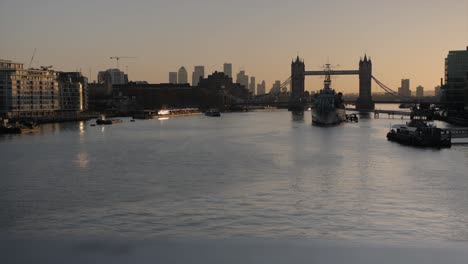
<box><xmin>280</xmin><ymin>76</ymin><xmax>291</xmax><ymax>92</ymax></box>
<box><xmin>371</xmin><ymin>75</ymin><xmax>412</xmax><ymax>101</ymax></box>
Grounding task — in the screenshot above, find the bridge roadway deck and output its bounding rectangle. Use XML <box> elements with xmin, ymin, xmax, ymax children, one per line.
<box><xmin>304</xmin><ymin>70</ymin><xmax>359</xmax><ymax>76</ymax></box>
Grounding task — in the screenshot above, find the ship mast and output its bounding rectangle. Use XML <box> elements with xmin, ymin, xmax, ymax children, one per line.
<box><xmin>324</xmin><ymin>64</ymin><xmax>332</xmax><ymax>89</ymax></box>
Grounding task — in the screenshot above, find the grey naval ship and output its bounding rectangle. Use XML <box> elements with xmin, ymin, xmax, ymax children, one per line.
<box><xmin>312</xmin><ymin>64</ymin><xmax>346</xmax><ymax>125</ymax></box>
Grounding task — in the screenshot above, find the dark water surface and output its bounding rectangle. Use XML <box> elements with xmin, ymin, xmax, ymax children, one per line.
<box><xmin>1</xmin><ymin>110</ymin><xmax>468</xmax><ymax>245</ymax></box>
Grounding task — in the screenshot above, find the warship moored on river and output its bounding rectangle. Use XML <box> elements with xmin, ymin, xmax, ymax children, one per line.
<box><xmin>312</xmin><ymin>64</ymin><xmax>346</xmax><ymax>125</ymax></box>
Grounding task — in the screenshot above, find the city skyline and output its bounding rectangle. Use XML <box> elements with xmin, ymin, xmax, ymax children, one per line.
<box><xmin>0</xmin><ymin>0</ymin><xmax>467</xmax><ymax>93</ymax></box>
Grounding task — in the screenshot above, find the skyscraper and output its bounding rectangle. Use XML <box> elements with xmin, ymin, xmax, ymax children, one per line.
<box><xmin>249</xmin><ymin>76</ymin><xmax>256</xmax><ymax>95</ymax></box>
<box><xmin>257</xmin><ymin>80</ymin><xmax>266</xmax><ymax>95</ymax></box>
<box><xmin>192</xmin><ymin>66</ymin><xmax>205</xmax><ymax>86</ymax></box>
<box><xmin>416</xmin><ymin>85</ymin><xmax>424</xmax><ymax>98</ymax></box>
<box><xmin>169</xmin><ymin>72</ymin><xmax>177</xmax><ymax>84</ymax></box>
<box><xmin>223</xmin><ymin>63</ymin><xmax>232</xmax><ymax>78</ymax></box>
<box><xmin>270</xmin><ymin>80</ymin><xmax>281</xmax><ymax>94</ymax></box>
<box><xmin>236</xmin><ymin>70</ymin><xmax>249</xmax><ymax>90</ymax></box>
<box><xmin>178</xmin><ymin>66</ymin><xmax>188</xmax><ymax>84</ymax></box>
<box><xmin>399</xmin><ymin>79</ymin><xmax>411</xmax><ymax>97</ymax></box>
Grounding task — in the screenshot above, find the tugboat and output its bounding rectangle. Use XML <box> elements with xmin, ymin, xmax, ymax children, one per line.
<box><xmin>386</xmin><ymin>120</ymin><xmax>451</xmax><ymax>148</ymax></box>
<box><xmin>312</xmin><ymin>64</ymin><xmax>346</xmax><ymax>125</ymax></box>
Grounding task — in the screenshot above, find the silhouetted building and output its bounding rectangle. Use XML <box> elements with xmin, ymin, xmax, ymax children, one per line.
<box><xmin>169</xmin><ymin>72</ymin><xmax>177</xmax><ymax>84</ymax></box>
<box><xmin>270</xmin><ymin>80</ymin><xmax>281</xmax><ymax>94</ymax></box>
<box><xmin>0</xmin><ymin>59</ymin><xmax>59</xmax><ymax>118</ymax></box>
<box><xmin>249</xmin><ymin>76</ymin><xmax>256</xmax><ymax>95</ymax></box>
<box><xmin>236</xmin><ymin>70</ymin><xmax>248</xmax><ymax>90</ymax></box>
<box><xmin>442</xmin><ymin>47</ymin><xmax>468</xmax><ymax>110</ymax></box>
<box><xmin>57</xmin><ymin>72</ymin><xmax>87</xmax><ymax>112</ymax></box>
<box><xmin>223</xmin><ymin>63</ymin><xmax>232</xmax><ymax>78</ymax></box>
<box><xmin>178</xmin><ymin>66</ymin><xmax>188</xmax><ymax>84</ymax></box>
<box><xmin>198</xmin><ymin>71</ymin><xmax>249</xmax><ymax>108</ymax></box>
<box><xmin>416</xmin><ymin>85</ymin><xmax>424</xmax><ymax>98</ymax></box>
<box><xmin>97</xmin><ymin>68</ymin><xmax>128</xmax><ymax>96</ymax></box>
<box><xmin>257</xmin><ymin>80</ymin><xmax>266</xmax><ymax>95</ymax></box>
<box><xmin>87</xmin><ymin>82</ymin><xmax>108</xmax><ymax>111</ymax></box>
<box><xmin>192</xmin><ymin>66</ymin><xmax>205</xmax><ymax>86</ymax></box>
<box><xmin>434</xmin><ymin>85</ymin><xmax>441</xmax><ymax>98</ymax></box>
<box><xmin>112</xmin><ymin>83</ymin><xmax>195</xmax><ymax>111</ymax></box>
<box><xmin>399</xmin><ymin>79</ymin><xmax>411</xmax><ymax>97</ymax></box>
<box><xmin>97</xmin><ymin>69</ymin><xmax>127</xmax><ymax>85</ymax></box>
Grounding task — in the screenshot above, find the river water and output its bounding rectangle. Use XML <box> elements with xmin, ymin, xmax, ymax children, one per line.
<box><xmin>1</xmin><ymin>108</ymin><xmax>468</xmax><ymax>262</ymax></box>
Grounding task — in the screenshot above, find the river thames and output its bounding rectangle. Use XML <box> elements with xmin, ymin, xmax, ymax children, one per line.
<box><xmin>1</xmin><ymin>108</ymin><xmax>468</xmax><ymax>262</ymax></box>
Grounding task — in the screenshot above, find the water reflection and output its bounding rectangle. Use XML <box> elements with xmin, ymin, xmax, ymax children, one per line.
<box><xmin>79</xmin><ymin>121</ymin><xmax>85</xmax><ymax>144</ymax></box>
<box><xmin>291</xmin><ymin>111</ymin><xmax>304</xmax><ymax>122</ymax></box>
<box><xmin>1</xmin><ymin>110</ymin><xmax>468</xmax><ymax>242</ymax></box>
<box><xmin>75</xmin><ymin>152</ymin><xmax>89</xmax><ymax>170</ymax></box>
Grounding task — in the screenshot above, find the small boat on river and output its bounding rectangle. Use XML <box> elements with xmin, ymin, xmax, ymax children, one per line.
<box><xmin>96</xmin><ymin>115</ymin><xmax>123</xmax><ymax>125</ymax></box>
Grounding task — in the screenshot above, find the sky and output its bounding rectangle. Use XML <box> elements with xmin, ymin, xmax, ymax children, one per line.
<box><xmin>1</xmin><ymin>0</ymin><xmax>467</xmax><ymax>93</ymax></box>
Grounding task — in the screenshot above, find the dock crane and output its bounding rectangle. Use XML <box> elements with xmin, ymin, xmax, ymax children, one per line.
<box><xmin>109</xmin><ymin>56</ymin><xmax>136</xmax><ymax>69</ymax></box>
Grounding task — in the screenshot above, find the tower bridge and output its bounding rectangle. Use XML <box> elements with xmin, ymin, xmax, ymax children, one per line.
<box><xmin>291</xmin><ymin>55</ymin><xmax>374</xmax><ymax>111</ymax></box>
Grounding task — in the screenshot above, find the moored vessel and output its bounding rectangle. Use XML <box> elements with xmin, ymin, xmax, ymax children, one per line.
<box><xmin>386</xmin><ymin>120</ymin><xmax>451</xmax><ymax>148</ymax></box>
<box><xmin>312</xmin><ymin>64</ymin><xmax>346</xmax><ymax>125</ymax></box>
<box><xmin>96</xmin><ymin>114</ymin><xmax>123</xmax><ymax>125</ymax></box>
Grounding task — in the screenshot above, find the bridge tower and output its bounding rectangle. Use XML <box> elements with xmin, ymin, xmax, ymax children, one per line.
<box><xmin>356</xmin><ymin>55</ymin><xmax>375</xmax><ymax>110</ymax></box>
<box><xmin>291</xmin><ymin>56</ymin><xmax>305</xmax><ymax>99</ymax></box>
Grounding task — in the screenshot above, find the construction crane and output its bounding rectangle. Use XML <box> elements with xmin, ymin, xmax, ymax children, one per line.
<box><xmin>28</xmin><ymin>48</ymin><xmax>37</xmax><ymax>69</ymax></box>
<box><xmin>109</xmin><ymin>56</ymin><xmax>136</xmax><ymax>69</ymax></box>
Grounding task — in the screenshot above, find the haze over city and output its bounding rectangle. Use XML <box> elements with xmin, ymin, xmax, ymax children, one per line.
<box><xmin>1</xmin><ymin>0</ymin><xmax>467</xmax><ymax>93</ymax></box>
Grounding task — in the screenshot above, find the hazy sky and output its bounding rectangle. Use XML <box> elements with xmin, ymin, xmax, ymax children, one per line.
<box><xmin>1</xmin><ymin>0</ymin><xmax>467</xmax><ymax>93</ymax></box>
